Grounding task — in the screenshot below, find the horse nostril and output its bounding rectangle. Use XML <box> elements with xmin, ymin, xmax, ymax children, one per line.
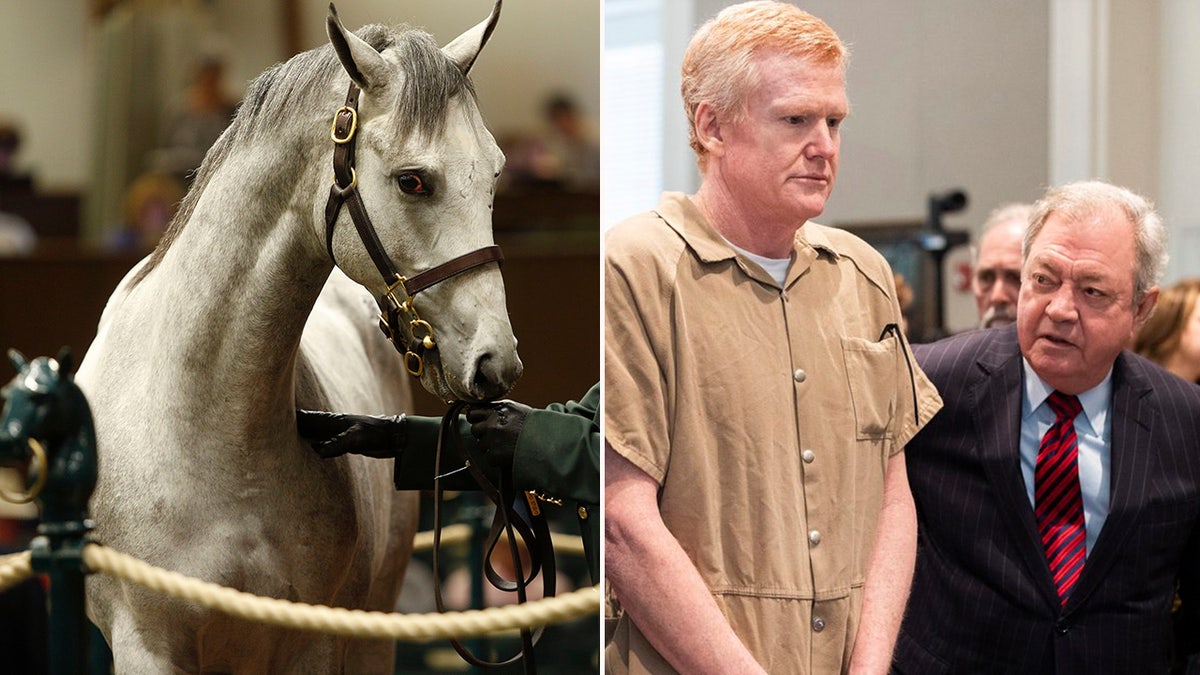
<box><xmin>471</xmin><ymin>351</ymin><xmax>519</xmax><ymax>400</ymax></box>
<box><xmin>472</xmin><ymin>352</ymin><xmax>501</xmax><ymax>399</ymax></box>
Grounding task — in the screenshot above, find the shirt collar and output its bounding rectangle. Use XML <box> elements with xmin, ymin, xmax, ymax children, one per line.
<box><xmin>654</xmin><ymin>191</ymin><xmax>843</xmax><ymax>264</ymax></box>
<box><xmin>1021</xmin><ymin>358</ymin><xmax>1112</xmax><ymax>436</ymax></box>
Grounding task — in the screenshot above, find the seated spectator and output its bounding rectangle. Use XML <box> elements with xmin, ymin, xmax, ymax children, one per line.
<box><xmin>0</xmin><ymin>119</ymin><xmax>34</xmax><ymax>190</ymax></box>
<box><xmin>1133</xmin><ymin>277</ymin><xmax>1200</xmax><ymax>383</ymax></box>
<box><xmin>105</xmin><ymin>172</ymin><xmax>184</xmax><ymax>253</ymax></box>
<box><xmin>0</xmin><ymin>210</ymin><xmax>35</xmax><ymax>255</ymax></box>
<box><xmin>497</xmin><ymin>92</ymin><xmax>598</xmax><ymax>193</ymax></box>
<box><xmin>153</xmin><ymin>57</ymin><xmax>237</xmax><ymax>184</ymax></box>
<box><xmin>539</xmin><ymin>92</ymin><xmax>599</xmax><ymax>192</ymax></box>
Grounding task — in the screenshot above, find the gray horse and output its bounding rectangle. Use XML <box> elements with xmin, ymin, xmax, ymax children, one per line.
<box><xmin>76</xmin><ymin>3</ymin><xmax>520</xmax><ymax>672</ymax></box>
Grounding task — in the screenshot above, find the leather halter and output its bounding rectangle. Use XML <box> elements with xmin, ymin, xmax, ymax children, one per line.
<box><xmin>325</xmin><ymin>84</ymin><xmax>554</xmax><ymax>672</ymax></box>
<box><xmin>324</xmin><ymin>83</ymin><xmax>505</xmax><ymax>377</ymax></box>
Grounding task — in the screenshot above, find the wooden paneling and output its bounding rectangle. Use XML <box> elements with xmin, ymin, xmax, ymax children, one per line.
<box><xmin>0</xmin><ymin>249</ymin><xmax>140</xmax><ymax>363</ymax></box>
<box><xmin>0</xmin><ymin>237</ymin><xmax>598</xmax><ymax>417</ymax></box>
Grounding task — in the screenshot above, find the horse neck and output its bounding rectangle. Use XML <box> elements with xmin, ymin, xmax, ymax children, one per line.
<box><xmin>138</xmin><ymin>141</ymin><xmax>332</xmax><ymax>427</ymax></box>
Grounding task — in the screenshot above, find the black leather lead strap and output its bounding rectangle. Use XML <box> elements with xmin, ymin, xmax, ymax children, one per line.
<box><xmin>431</xmin><ymin>402</ymin><xmax>555</xmax><ymax>673</ymax></box>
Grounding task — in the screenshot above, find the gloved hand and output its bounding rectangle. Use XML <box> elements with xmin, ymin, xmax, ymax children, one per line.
<box><xmin>466</xmin><ymin>400</ymin><xmax>532</xmax><ymax>471</ymax></box>
<box><xmin>296</xmin><ymin>410</ymin><xmax>406</xmax><ymax>459</ymax></box>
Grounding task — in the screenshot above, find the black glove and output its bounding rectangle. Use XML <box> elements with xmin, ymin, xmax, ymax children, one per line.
<box><xmin>296</xmin><ymin>410</ymin><xmax>406</xmax><ymax>459</ymax></box>
<box><xmin>466</xmin><ymin>400</ymin><xmax>532</xmax><ymax>471</ymax></box>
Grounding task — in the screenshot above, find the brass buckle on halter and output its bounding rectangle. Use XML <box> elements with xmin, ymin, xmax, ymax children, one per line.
<box><xmin>404</xmin><ymin>314</ymin><xmax>436</xmax><ymax>377</ymax></box>
<box><xmin>383</xmin><ymin>274</ymin><xmax>408</xmax><ymax>312</ymax></box>
<box><xmin>330</xmin><ymin>106</ymin><xmax>358</xmax><ymax>144</ymax></box>
<box><xmin>378</xmin><ymin>277</ymin><xmax>407</xmax><ymax>341</ymax></box>
<box><xmin>404</xmin><ymin>351</ymin><xmax>424</xmax><ymax>377</ymax></box>
<box><xmin>410</xmin><ymin>319</ymin><xmax>436</xmax><ymax>351</ymax></box>
<box><xmin>379</xmin><ymin>306</ymin><xmax>427</xmax><ymax>377</ymax></box>
<box><xmin>381</xmin><ymin>275</ymin><xmax>434</xmax><ymax>377</ymax></box>
<box><xmin>384</xmin><ymin>274</ymin><xmax>438</xmax><ymax>349</ymax></box>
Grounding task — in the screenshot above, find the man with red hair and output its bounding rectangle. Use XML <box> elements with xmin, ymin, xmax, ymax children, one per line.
<box><xmin>604</xmin><ymin>2</ymin><xmax>941</xmax><ymax>672</ymax></box>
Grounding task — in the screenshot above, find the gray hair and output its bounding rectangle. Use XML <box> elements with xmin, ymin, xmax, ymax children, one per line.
<box><xmin>1025</xmin><ymin>180</ymin><xmax>1168</xmax><ymax>302</ymax></box>
<box><xmin>982</xmin><ymin>202</ymin><xmax>1033</xmax><ymax>235</ymax></box>
<box><xmin>972</xmin><ymin>202</ymin><xmax>1033</xmax><ymax>262</ymax></box>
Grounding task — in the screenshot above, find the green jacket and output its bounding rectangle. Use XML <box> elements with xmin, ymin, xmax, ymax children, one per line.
<box><xmin>395</xmin><ymin>383</ymin><xmax>600</xmax><ymax>583</ymax></box>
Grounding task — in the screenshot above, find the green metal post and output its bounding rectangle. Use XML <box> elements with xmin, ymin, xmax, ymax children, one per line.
<box><xmin>1</xmin><ymin>350</ymin><xmax>99</xmax><ymax>675</ymax></box>
<box><xmin>31</xmin><ymin>527</ymin><xmax>92</xmax><ymax>675</ymax></box>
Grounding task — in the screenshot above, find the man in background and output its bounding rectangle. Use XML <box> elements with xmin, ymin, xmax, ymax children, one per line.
<box><xmin>972</xmin><ymin>202</ymin><xmax>1031</xmax><ymax>328</ymax></box>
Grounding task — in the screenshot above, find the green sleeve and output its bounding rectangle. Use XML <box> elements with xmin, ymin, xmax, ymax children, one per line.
<box><xmin>392</xmin><ymin>383</ymin><xmax>600</xmax><ymax>502</ymax></box>
<box><xmin>392</xmin><ymin>413</ymin><xmax>492</xmax><ymax>491</ymax></box>
<box><xmin>511</xmin><ymin>383</ymin><xmax>600</xmax><ymax>505</ymax></box>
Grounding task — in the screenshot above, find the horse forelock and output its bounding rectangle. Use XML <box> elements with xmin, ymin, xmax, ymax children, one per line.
<box><xmin>129</xmin><ymin>23</ymin><xmax>474</xmax><ymax>288</ymax></box>
<box><xmin>394</xmin><ymin>30</ymin><xmax>477</xmax><ymax>142</ymax></box>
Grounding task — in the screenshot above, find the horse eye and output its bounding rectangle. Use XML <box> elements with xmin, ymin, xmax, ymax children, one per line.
<box><xmin>397</xmin><ymin>173</ymin><xmax>430</xmax><ymax>196</ymax></box>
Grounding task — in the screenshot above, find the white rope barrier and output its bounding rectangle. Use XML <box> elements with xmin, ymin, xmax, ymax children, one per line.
<box><xmin>0</xmin><ymin>528</ymin><xmax>593</xmax><ymax>642</ymax></box>
<box><xmin>81</xmin><ymin>543</ymin><xmax>599</xmax><ymax>642</ymax></box>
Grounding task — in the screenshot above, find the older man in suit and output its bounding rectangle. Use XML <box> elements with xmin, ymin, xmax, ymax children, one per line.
<box><xmin>896</xmin><ymin>180</ymin><xmax>1200</xmax><ymax>673</ymax></box>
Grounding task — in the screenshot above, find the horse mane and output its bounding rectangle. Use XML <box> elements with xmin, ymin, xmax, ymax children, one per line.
<box><xmin>128</xmin><ymin>24</ymin><xmax>476</xmax><ymax>288</ymax></box>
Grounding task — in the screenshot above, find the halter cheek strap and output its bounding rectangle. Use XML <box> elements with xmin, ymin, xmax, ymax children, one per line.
<box><xmin>323</xmin><ymin>83</ymin><xmax>504</xmax><ymax>377</ymax></box>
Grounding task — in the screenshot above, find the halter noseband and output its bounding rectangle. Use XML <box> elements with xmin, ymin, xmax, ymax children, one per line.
<box><xmin>323</xmin><ymin>83</ymin><xmax>504</xmax><ymax>378</ymax></box>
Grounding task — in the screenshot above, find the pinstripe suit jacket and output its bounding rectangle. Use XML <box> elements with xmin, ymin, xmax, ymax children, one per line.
<box><xmin>896</xmin><ymin>326</ymin><xmax>1200</xmax><ymax>674</ymax></box>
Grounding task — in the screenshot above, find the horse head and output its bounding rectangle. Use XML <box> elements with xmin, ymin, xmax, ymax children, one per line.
<box><xmin>0</xmin><ymin>349</ymin><xmax>96</xmax><ymax>520</ymax></box>
<box><xmin>321</xmin><ymin>2</ymin><xmax>522</xmax><ymax>403</ymax></box>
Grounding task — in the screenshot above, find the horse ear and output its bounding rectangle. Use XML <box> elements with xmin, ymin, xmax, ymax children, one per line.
<box><xmin>56</xmin><ymin>347</ymin><xmax>74</xmax><ymax>376</ymax></box>
<box><xmin>441</xmin><ymin>0</ymin><xmax>502</xmax><ymax>75</ymax></box>
<box><xmin>7</xmin><ymin>349</ymin><xmax>27</xmax><ymax>372</ymax></box>
<box><xmin>326</xmin><ymin>3</ymin><xmax>389</xmax><ymax>91</ymax></box>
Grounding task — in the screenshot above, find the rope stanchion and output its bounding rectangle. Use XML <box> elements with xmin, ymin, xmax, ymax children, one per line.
<box><xmin>81</xmin><ymin>543</ymin><xmax>599</xmax><ymax>642</ymax></box>
<box><xmin>0</xmin><ymin>550</ymin><xmax>33</xmax><ymax>594</ymax></box>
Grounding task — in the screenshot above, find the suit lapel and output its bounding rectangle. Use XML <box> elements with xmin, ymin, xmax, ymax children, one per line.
<box><xmin>969</xmin><ymin>332</ymin><xmax>1061</xmax><ymax>609</ymax></box>
<box><xmin>1065</xmin><ymin>353</ymin><xmax>1154</xmax><ymax>612</ymax></box>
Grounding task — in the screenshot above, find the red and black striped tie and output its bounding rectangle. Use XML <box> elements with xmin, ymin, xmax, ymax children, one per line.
<box><xmin>1035</xmin><ymin>391</ymin><xmax>1086</xmax><ymax>604</ymax></box>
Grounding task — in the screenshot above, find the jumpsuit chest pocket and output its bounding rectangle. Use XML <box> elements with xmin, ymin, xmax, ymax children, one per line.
<box><xmin>841</xmin><ymin>336</ymin><xmax>899</xmax><ymax>441</ymax></box>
